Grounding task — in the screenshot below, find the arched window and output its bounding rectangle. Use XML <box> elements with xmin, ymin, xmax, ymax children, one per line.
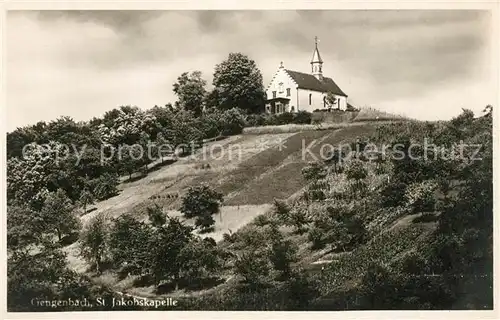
<box><xmin>278</xmin><ymin>82</ymin><xmax>284</xmax><ymax>93</ymax></box>
<box><xmin>309</xmin><ymin>93</ymin><xmax>312</xmax><ymax>105</ymax></box>
<box><xmin>291</xmin><ymin>106</ymin><xmax>295</xmax><ymax>112</ymax></box>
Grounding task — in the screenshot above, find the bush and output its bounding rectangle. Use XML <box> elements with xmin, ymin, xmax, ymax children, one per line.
<box><xmin>91</xmin><ymin>173</ymin><xmax>119</xmax><ymax>201</ymax></box>
<box><xmin>253</xmin><ymin>214</ymin><xmax>271</xmax><ymax>227</ymax></box>
<box><xmin>244</xmin><ymin>111</ymin><xmax>312</xmax><ymax>128</ymax></box>
<box><xmin>293</xmin><ymin>111</ymin><xmax>312</xmax><ymax>124</ymax></box>
<box><xmin>308</xmin><ymin>226</ymin><xmax>326</xmax><ymax>250</ymax></box>
<box><xmin>287</xmin><ymin>207</ymin><xmax>310</xmax><ymax>234</ymax></box>
<box><xmin>195</xmin><ymin>214</ymin><xmax>216</xmax><ymax>233</ymax></box>
<box><xmin>180</xmin><ymin>185</ymin><xmax>223</xmax><ymax>232</ymax></box>
<box><xmin>222</xmin><ymin>230</ymin><xmax>238</xmax><ymax>243</ymax></box>
<box><xmin>234</xmin><ymin>251</ymin><xmax>271</xmax><ymax>288</ymax></box>
<box><xmin>245</xmin><ymin>113</ymin><xmax>267</xmax><ymax>127</ymax></box>
<box><xmin>272</xmin><ymin>199</ymin><xmax>291</xmax><ymax>223</ymax></box>
<box><xmin>268</xmin><ymin>231</ymin><xmax>298</xmax><ymax>279</ymax></box>
<box><xmin>221</xmin><ymin>108</ymin><xmax>246</xmax><ymax>135</ymax></box>
<box><xmin>276</xmin><ymin>112</ymin><xmax>295</xmax><ymax>125</ymax></box>
<box><xmin>147</xmin><ymin>204</ymin><xmax>167</xmax><ymax>227</ymax></box>
<box><xmin>309</xmin><ymin>189</ymin><xmax>326</xmax><ymax>201</ymax></box>
<box><xmin>285</xmin><ymin>270</ymin><xmax>320</xmax><ymax>310</ymax></box>
<box><xmin>301</xmin><ymin>162</ymin><xmax>327</xmax><ymax>181</ymax></box>
<box><xmin>345</xmin><ymin>160</ymin><xmax>368</xmax><ymax>181</ymax></box>
<box><xmin>380</xmin><ymin>180</ymin><xmax>408</xmax><ymax>207</ymax></box>
<box><xmin>308</xmin><ymin>204</ymin><xmax>367</xmax><ymax>252</ymax></box>
<box><xmin>405</xmin><ymin>180</ymin><xmax>438</xmax><ymax>213</ymax></box>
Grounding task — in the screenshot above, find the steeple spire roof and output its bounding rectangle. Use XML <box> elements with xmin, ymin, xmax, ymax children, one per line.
<box><xmin>311</xmin><ymin>36</ymin><xmax>323</xmax><ymax>64</ymax></box>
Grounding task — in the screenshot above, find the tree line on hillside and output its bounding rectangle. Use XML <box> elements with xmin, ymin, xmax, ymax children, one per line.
<box><xmin>7</xmin><ymin>52</ymin><xmax>313</xmax><ymax>215</ymax></box>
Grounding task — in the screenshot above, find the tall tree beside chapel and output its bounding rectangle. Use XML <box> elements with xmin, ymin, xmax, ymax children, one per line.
<box><xmin>210</xmin><ymin>53</ymin><xmax>266</xmax><ymax>113</ymax></box>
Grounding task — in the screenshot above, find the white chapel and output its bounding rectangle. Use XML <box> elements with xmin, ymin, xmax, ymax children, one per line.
<box><xmin>265</xmin><ymin>37</ymin><xmax>350</xmax><ymax>114</ymax></box>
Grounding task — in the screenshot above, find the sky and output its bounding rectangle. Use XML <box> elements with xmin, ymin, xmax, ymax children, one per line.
<box><xmin>6</xmin><ymin>10</ymin><xmax>495</xmax><ymax>131</ymax></box>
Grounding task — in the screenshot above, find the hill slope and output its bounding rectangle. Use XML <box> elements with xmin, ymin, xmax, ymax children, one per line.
<box><xmin>64</xmin><ymin>123</ymin><xmax>380</xmax><ymax>283</ymax></box>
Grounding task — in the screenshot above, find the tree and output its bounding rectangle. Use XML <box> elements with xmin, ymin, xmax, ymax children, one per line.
<box><xmin>155</xmin><ymin>131</ymin><xmax>171</xmax><ymax>163</ymax></box>
<box><xmin>194</xmin><ymin>213</ymin><xmax>216</xmax><ymax>233</ymax></box>
<box><xmin>287</xmin><ymin>206</ymin><xmax>310</xmax><ymax>234</ymax></box>
<box><xmin>166</xmin><ymin>111</ymin><xmax>204</xmax><ymax>155</ymax></box>
<box><xmin>97</xmin><ymin>105</ymin><xmax>157</xmax><ymax>146</ymax></box>
<box><xmin>178</xmin><ymin>237</ymin><xmax>223</xmax><ymax>283</ymax></box>
<box><xmin>118</xmin><ymin>144</ymin><xmax>145</xmax><ymax>179</ymax></box>
<box><xmin>345</xmin><ymin>160</ymin><xmax>368</xmax><ymax>196</ymax></box>
<box><xmin>325</xmin><ymin>92</ymin><xmax>339</xmax><ymax>110</ymax></box>
<box><xmin>7</xmin><ymin>143</ymin><xmax>55</xmax><ymax>210</ymax></box>
<box><xmin>109</xmin><ymin>214</ymin><xmax>152</xmax><ymax>275</ymax></box>
<box><xmin>405</xmin><ymin>180</ymin><xmax>438</xmax><ymax>213</ymax></box>
<box><xmin>482</xmin><ymin>104</ymin><xmax>493</xmax><ymax>118</ymax></box>
<box><xmin>79</xmin><ymin>188</ymin><xmax>94</xmax><ymax>214</ymax></box>
<box><xmin>79</xmin><ymin>213</ymin><xmax>109</xmax><ymax>273</ymax></box>
<box><xmin>234</xmin><ymin>250</ymin><xmax>270</xmax><ymax>289</ymax></box>
<box><xmin>173</xmin><ymin>71</ymin><xmax>207</xmax><ymax>117</ymax></box>
<box><xmin>41</xmin><ymin>189</ymin><xmax>81</xmax><ymax>241</ymax></box>
<box><xmin>147</xmin><ymin>204</ymin><xmax>167</xmax><ymax>228</ymax></box>
<box><xmin>91</xmin><ymin>172</ymin><xmax>119</xmax><ymax>201</ymax></box>
<box><xmin>360</xmin><ymin>262</ymin><xmax>395</xmax><ymax>309</ymax></box>
<box><xmin>180</xmin><ymin>185</ymin><xmax>223</xmax><ymax>233</ymax></box>
<box><xmin>273</xmin><ymin>199</ymin><xmax>291</xmax><ymax>223</ymax></box>
<box><xmin>345</xmin><ymin>160</ymin><xmax>368</xmax><ymax>181</ymax></box>
<box><xmin>7</xmin><ymin>205</ymin><xmax>47</xmax><ymax>250</ymax></box>
<box><xmin>284</xmin><ymin>270</ymin><xmax>320</xmax><ymax>310</ymax></box>
<box><xmin>211</xmin><ymin>53</ymin><xmax>266</xmax><ymax>113</ymax></box>
<box><xmin>8</xmin><ymin>242</ymin><xmax>70</xmax><ymax>311</ymax></box>
<box><xmin>268</xmin><ymin>228</ymin><xmax>298</xmax><ymax>279</ymax></box>
<box><xmin>148</xmin><ymin>217</ymin><xmax>194</xmax><ymax>288</ymax></box>
<box><xmin>324</xmin><ymin>148</ymin><xmax>346</xmax><ymax>173</ymax></box>
<box><xmin>308</xmin><ymin>205</ymin><xmax>366</xmax><ymax>251</ymax></box>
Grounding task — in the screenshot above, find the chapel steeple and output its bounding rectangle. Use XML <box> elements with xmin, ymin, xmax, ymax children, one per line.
<box><xmin>310</xmin><ymin>36</ymin><xmax>323</xmax><ymax>80</ymax></box>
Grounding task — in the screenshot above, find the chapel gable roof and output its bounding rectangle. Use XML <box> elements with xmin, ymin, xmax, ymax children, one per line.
<box><xmin>284</xmin><ymin>69</ymin><xmax>347</xmax><ymax>97</ymax></box>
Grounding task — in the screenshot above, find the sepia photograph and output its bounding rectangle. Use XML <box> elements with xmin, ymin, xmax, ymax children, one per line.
<box><xmin>3</xmin><ymin>7</ymin><xmax>497</xmax><ymax>315</ymax></box>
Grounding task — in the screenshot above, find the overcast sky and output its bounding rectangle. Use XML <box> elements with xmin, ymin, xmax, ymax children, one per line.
<box><xmin>6</xmin><ymin>10</ymin><xmax>494</xmax><ymax>131</ymax></box>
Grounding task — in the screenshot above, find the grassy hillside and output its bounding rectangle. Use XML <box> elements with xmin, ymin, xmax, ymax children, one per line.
<box><xmin>353</xmin><ymin>107</ymin><xmax>408</xmax><ymax>122</ymax></box>
<box><xmin>62</xmin><ymin>123</ymin><xmax>382</xmax><ymax>295</ymax></box>
<box><xmin>174</xmin><ymin>111</ymin><xmax>493</xmax><ymax>310</ymax></box>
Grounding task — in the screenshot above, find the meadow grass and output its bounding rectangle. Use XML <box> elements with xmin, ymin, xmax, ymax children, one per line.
<box><xmin>352</xmin><ymin>106</ymin><xmax>408</xmax><ymax>122</ymax></box>
<box><xmin>242</xmin><ymin>118</ymin><xmax>409</xmax><ymax>134</ymax></box>
<box><xmin>243</xmin><ymin>122</ymin><xmax>355</xmax><ymax>134</ymax></box>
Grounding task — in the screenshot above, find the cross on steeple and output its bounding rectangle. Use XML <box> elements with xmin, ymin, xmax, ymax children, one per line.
<box><xmin>311</xmin><ymin>36</ymin><xmax>323</xmax><ymax>80</ymax></box>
